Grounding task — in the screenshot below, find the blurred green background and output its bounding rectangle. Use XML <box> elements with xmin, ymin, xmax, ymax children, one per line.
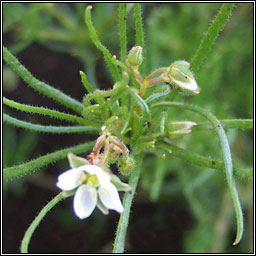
<box><xmin>3</xmin><ymin>3</ymin><xmax>253</xmax><ymax>253</ymax></box>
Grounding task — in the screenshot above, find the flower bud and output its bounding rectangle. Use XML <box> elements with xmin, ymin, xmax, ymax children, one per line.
<box><xmin>161</xmin><ymin>60</ymin><xmax>200</xmax><ymax>95</ymax></box>
<box><xmin>167</xmin><ymin>121</ymin><xmax>196</xmax><ymax>139</ymax></box>
<box><xmin>118</xmin><ymin>155</ymin><xmax>135</xmax><ymax>176</ymax></box>
<box><xmin>127</xmin><ymin>46</ymin><xmax>143</xmax><ymax>68</ymax></box>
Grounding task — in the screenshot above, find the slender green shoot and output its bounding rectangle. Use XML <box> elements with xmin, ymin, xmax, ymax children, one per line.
<box><xmin>113</xmin><ymin>153</ymin><xmax>143</xmax><ymax>253</ymax></box>
<box><xmin>134</xmin><ymin>4</ymin><xmax>144</xmax><ymax>49</ymax></box>
<box><xmin>3</xmin><ymin>97</ymin><xmax>100</xmax><ymax>127</ymax></box>
<box><xmin>80</xmin><ymin>70</ymin><xmax>94</xmax><ymax>93</ymax></box>
<box><xmin>4</xmin><ymin>141</ymin><xmax>95</xmax><ymax>181</ymax></box>
<box><xmin>153</xmin><ymin>101</ymin><xmax>243</xmax><ymax>245</ymax></box>
<box><xmin>3</xmin><ymin>46</ymin><xmax>83</xmax><ymax>114</ymax></box>
<box><xmin>20</xmin><ymin>193</ymin><xmax>65</xmax><ymax>253</ymax></box>
<box><xmin>85</xmin><ymin>6</ymin><xmax>120</xmax><ymax>81</ymax></box>
<box><xmin>133</xmin><ymin>4</ymin><xmax>144</xmax><ymax>74</ymax></box>
<box><xmin>158</xmin><ymin>142</ymin><xmax>252</xmax><ymax>179</ymax></box>
<box><xmin>190</xmin><ymin>3</ymin><xmax>235</xmax><ymax>71</ymax></box>
<box><xmin>195</xmin><ymin>119</ymin><xmax>253</xmax><ymax>130</ymax></box>
<box><xmin>3</xmin><ymin>113</ymin><xmax>100</xmax><ymax>134</ymax></box>
<box><xmin>119</xmin><ymin>4</ymin><xmax>127</xmax><ymax>63</ymax></box>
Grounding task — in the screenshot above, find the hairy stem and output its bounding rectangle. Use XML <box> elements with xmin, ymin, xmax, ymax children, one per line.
<box><xmin>3</xmin><ymin>97</ymin><xmax>100</xmax><ymax>127</ymax></box>
<box><xmin>3</xmin><ymin>113</ymin><xmax>99</xmax><ymax>134</ymax></box>
<box><xmin>20</xmin><ymin>193</ymin><xmax>67</xmax><ymax>253</ymax></box>
<box><xmin>190</xmin><ymin>3</ymin><xmax>235</xmax><ymax>71</ymax></box>
<box><xmin>113</xmin><ymin>153</ymin><xmax>143</xmax><ymax>253</ymax></box>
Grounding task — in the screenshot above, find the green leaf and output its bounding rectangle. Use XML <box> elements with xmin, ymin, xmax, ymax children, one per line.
<box><xmin>3</xmin><ymin>113</ymin><xmax>100</xmax><ymax>134</ymax></box>
<box><xmin>3</xmin><ymin>97</ymin><xmax>101</xmax><ymax>127</ymax></box>
<box><xmin>190</xmin><ymin>3</ymin><xmax>235</xmax><ymax>71</ymax></box>
<box><xmin>119</xmin><ymin>3</ymin><xmax>127</xmax><ymax>63</ymax></box>
<box><xmin>20</xmin><ymin>193</ymin><xmax>66</xmax><ymax>253</ymax></box>
<box><xmin>85</xmin><ymin>6</ymin><xmax>120</xmax><ymax>81</ymax></box>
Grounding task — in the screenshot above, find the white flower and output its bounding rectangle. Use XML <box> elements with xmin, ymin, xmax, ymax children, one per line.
<box><xmin>57</xmin><ymin>164</ymin><xmax>124</xmax><ymax>219</ymax></box>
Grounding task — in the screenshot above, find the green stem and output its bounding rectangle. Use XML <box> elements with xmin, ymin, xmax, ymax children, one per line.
<box><xmin>3</xmin><ymin>113</ymin><xmax>100</xmax><ymax>134</ymax></box>
<box><xmin>3</xmin><ymin>46</ymin><xmax>83</xmax><ymax>114</ymax></box>
<box><xmin>20</xmin><ymin>193</ymin><xmax>66</xmax><ymax>253</ymax></box>
<box><xmin>3</xmin><ymin>97</ymin><xmax>99</xmax><ymax>127</ymax></box>
<box><xmin>157</xmin><ymin>142</ymin><xmax>252</xmax><ymax>179</ymax></box>
<box><xmin>153</xmin><ymin>101</ymin><xmax>244</xmax><ymax>245</ymax></box>
<box><xmin>85</xmin><ymin>6</ymin><xmax>120</xmax><ymax>81</ymax></box>
<box><xmin>190</xmin><ymin>3</ymin><xmax>235</xmax><ymax>71</ymax></box>
<box><xmin>195</xmin><ymin>119</ymin><xmax>253</xmax><ymax>130</ymax></box>
<box><xmin>134</xmin><ymin>4</ymin><xmax>144</xmax><ymax>49</ymax></box>
<box><xmin>4</xmin><ymin>141</ymin><xmax>95</xmax><ymax>181</ymax></box>
<box><xmin>133</xmin><ymin>3</ymin><xmax>144</xmax><ymax>74</ymax></box>
<box><xmin>113</xmin><ymin>153</ymin><xmax>143</xmax><ymax>253</ymax></box>
<box><xmin>119</xmin><ymin>4</ymin><xmax>127</xmax><ymax>63</ymax></box>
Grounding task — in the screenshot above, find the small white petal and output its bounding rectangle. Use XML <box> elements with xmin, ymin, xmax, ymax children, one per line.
<box><xmin>99</xmin><ymin>183</ymin><xmax>124</xmax><ymax>213</ymax></box>
<box><xmin>73</xmin><ymin>184</ymin><xmax>97</xmax><ymax>219</ymax></box>
<box><xmin>56</xmin><ymin>168</ymin><xmax>84</xmax><ymax>191</ymax></box>
<box><xmin>172</xmin><ymin>77</ymin><xmax>198</xmax><ymax>92</ymax></box>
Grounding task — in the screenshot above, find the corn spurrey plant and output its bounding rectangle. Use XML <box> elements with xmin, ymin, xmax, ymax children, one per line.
<box><xmin>3</xmin><ymin>3</ymin><xmax>253</xmax><ymax>253</ymax></box>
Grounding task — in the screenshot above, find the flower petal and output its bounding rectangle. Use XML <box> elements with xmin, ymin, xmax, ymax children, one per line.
<box><xmin>172</xmin><ymin>76</ymin><xmax>199</xmax><ymax>93</ymax></box>
<box><xmin>98</xmin><ymin>183</ymin><xmax>124</xmax><ymax>213</ymax></box>
<box><xmin>73</xmin><ymin>184</ymin><xmax>97</xmax><ymax>219</ymax></box>
<box><xmin>56</xmin><ymin>168</ymin><xmax>84</xmax><ymax>191</ymax></box>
